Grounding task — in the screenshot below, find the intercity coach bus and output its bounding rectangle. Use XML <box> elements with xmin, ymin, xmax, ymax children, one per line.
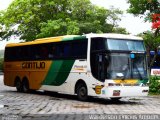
<box><xmin>4</xmin><ymin>33</ymin><xmax>149</xmax><ymax>101</ymax></box>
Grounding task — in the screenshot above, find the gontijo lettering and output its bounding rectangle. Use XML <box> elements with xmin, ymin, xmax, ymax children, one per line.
<box><xmin>22</xmin><ymin>62</ymin><xmax>45</xmax><ymax>69</ymax></box>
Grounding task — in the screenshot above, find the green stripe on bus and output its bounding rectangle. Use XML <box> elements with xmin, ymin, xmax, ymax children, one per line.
<box><xmin>51</xmin><ymin>60</ymin><xmax>75</xmax><ymax>85</ymax></box>
<box><xmin>43</xmin><ymin>60</ymin><xmax>75</xmax><ymax>86</ymax></box>
<box><xmin>62</xmin><ymin>36</ymin><xmax>86</xmax><ymax>41</ymax></box>
<box><xmin>138</xmin><ymin>79</ymin><xmax>148</xmax><ymax>84</ymax></box>
<box><xmin>42</xmin><ymin>61</ymin><xmax>63</xmax><ymax>85</ymax></box>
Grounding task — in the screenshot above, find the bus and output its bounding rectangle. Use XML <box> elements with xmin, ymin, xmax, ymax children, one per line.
<box><xmin>4</xmin><ymin>33</ymin><xmax>149</xmax><ymax>101</ymax></box>
<box><xmin>150</xmin><ymin>51</ymin><xmax>160</xmax><ymax>76</ymax></box>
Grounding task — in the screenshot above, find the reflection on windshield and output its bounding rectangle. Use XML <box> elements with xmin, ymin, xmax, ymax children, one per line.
<box><xmin>107</xmin><ymin>53</ymin><xmax>147</xmax><ymax>79</ymax></box>
<box><xmin>107</xmin><ymin>39</ymin><xmax>145</xmax><ymax>51</ymax></box>
<box><xmin>132</xmin><ymin>54</ymin><xmax>147</xmax><ymax>79</ymax></box>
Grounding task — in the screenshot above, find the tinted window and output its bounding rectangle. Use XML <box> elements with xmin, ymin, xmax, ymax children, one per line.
<box><xmin>72</xmin><ymin>40</ymin><xmax>87</xmax><ymax>59</ymax></box>
<box><xmin>5</xmin><ymin>39</ymin><xmax>88</xmax><ymax>61</ymax></box>
<box><xmin>91</xmin><ymin>37</ymin><xmax>106</xmax><ymax>52</ymax></box>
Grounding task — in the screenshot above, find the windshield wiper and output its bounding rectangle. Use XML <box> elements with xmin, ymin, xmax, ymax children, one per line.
<box><xmin>133</xmin><ymin>64</ymin><xmax>143</xmax><ymax>80</ymax></box>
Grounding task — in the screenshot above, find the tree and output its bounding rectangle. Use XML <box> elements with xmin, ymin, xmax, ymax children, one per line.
<box><xmin>128</xmin><ymin>0</ymin><xmax>160</xmax><ymax>68</ymax></box>
<box><xmin>112</xmin><ymin>27</ymin><xmax>130</xmax><ymax>34</ymax></box>
<box><xmin>138</xmin><ymin>31</ymin><xmax>160</xmax><ymax>68</ymax></box>
<box><xmin>0</xmin><ymin>58</ymin><xmax>3</xmax><ymax>71</ymax></box>
<box><xmin>128</xmin><ymin>0</ymin><xmax>160</xmax><ymax>35</ymax></box>
<box><xmin>0</xmin><ymin>0</ymin><xmax>126</xmax><ymax>41</ymax></box>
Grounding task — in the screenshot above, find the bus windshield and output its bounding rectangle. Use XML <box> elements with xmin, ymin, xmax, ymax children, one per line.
<box><xmin>107</xmin><ymin>53</ymin><xmax>147</xmax><ymax>80</ymax></box>
<box><xmin>107</xmin><ymin>39</ymin><xmax>145</xmax><ymax>51</ymax></box>
<box><xmin>90</xmin><ymin>37</ymin><xmax>147</xmax><ymax>81</ymax></box>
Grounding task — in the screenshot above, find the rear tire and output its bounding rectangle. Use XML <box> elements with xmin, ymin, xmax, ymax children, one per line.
<box><xmin>15</xmin><ymin>79</ymin><xmax>23</xmax><ymax>92</ymax></box>
<box><xmin>22</xmin><ymin>79</ymin><xmax>30</xmax><ymax>93</ymax></box>
<box><xmin>77</xmin><ymin>84</ymin><xmax>88</xmax><ymax>101</ymax></box>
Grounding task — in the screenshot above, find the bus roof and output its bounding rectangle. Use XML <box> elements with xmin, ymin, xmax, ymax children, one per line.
<box><xmin>5</xmin><ymin>35</ymin><xmax>85</xmax><ymax>47</ymax></box>
<box><xmin>85</xmin><ymin>33</ymin><xmax>143</xmax><ymax>40</ymax></box>
<box><xmin>5</xmin><ymin>33</ymin><xmax>143</xmax><ymax>48</ymax></box>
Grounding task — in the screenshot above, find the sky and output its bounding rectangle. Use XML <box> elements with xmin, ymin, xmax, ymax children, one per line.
<box><xmin>90</xmin><ymin>0</ymin><xmax>151</xmax><ymax>34</ymax></box>
<box><xmin>0</xmin><ymin>0</ymin><xmax>152</xmax><ymax>50</ymax></box>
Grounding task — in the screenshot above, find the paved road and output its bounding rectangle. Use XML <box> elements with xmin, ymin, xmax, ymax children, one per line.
<box><xmin>0</xmin><ymin>75</ymin><xmax>160</xmax><ymax>120</ymax></box>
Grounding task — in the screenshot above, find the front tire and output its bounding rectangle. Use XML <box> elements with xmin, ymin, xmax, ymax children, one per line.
<box><xmin>111</xmin><ymin>97</ymin><xmax>121</xmax><ymax>101</ymax></box>
<box><xmin>77</xmin><ymin>84</ymin><xmax>88</xmax><ymax>101</ymax></box>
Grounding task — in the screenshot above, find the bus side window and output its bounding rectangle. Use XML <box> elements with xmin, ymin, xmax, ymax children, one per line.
<box><xmin>29</xmin><ymin>45</ymin><xmax>36</xmax><ymax>60</ymax></box>
<box><xmin>48</xmin><ymin>45</ymin><xmax>57</xmax><ymax>59</ymax></box>
<box><xmin>17</xmin><ymin>47</ymin><xmax>23</xmax><ymax>60</ymax></box>
<box><xmin>63</xmin><ymin>43</ymin><xmax>71</xmax><ymax>58</ymax></box>
<box><xmin>41</xmin><ymin>46</ymin><xmax>48</xmax><ymax>59</ymax></box>
<box><xmin>56</xmin><ymin>44</ymin><xmax>64</xmax><ymax>58</ymax></box>
<box><xmin>72</xmin><ymin>41</ymin><xmax>87</xmax><ymax>59</ymax></box>
<box><xmin>34</xmin><ymin>45</ymin><xmax>41</xmax><ymax>60</ymax></box>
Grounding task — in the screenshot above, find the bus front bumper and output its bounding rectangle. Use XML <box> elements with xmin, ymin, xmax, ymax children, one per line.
<box><xmin>100</xmin><ymin>86</ymin><xmax>149</xmax><ymax>98</ymax></box>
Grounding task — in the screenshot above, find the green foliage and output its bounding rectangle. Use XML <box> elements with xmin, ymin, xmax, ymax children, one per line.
<box><xmin>142</xmin><ymin>31</ymin><xmax>160</xmax><ymax>50</ymax></box>
<box><xmin>0</xmin><ymin>58</ymin><xmax>3</xmax><ymax>71</ymax></box>
<box><xmin>127</xmin><ymin>0</ymin><xmax>160</xmax><ymax>35</ymax></box>
<box><xmin>112</xmin><ymin>27</ymin><xmax>130</xmax><ymax>34</ymax></box>
<box><xmin>0</xmin><ymin>50</ymin><xmax>4</xmax><ymax>71</ymax></box>
<box><xmin>128</xmin><ymin>0</ymin><xmax>160</xmax><ymax>68</ymax></box>
<box><xmin>0</xmin><ymin>0</ymin><xmax>127</xmax><ymax>41</ymax></box>
<box><xmin>127</xmin><ymin>0</ymin><xmax>160</xmax><ymax>15</ymax></box>
<box><xmin>0</xmin><ymin>50</ymin><xmax>4</xmax><ymax>58</ymax></box>
<box><xmin>127</xmin><ymin>0</ymin><xmax>149</xmax><ymax>15</ymax></box>
<box><xmin>149</xmin><ymin>76</ymin><xmax>160</xmax><ymax>94</ymax></box>
<box><xmin>138</xmin><ymin>31</ymin><xmax>160</xmax><ymax>68</ymax></box>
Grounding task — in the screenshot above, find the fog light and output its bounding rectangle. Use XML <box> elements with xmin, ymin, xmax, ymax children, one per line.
<box><xmin>142</xmin><ymin>90</ymin><xmax>148</xmax><ymax>93</ymax></box>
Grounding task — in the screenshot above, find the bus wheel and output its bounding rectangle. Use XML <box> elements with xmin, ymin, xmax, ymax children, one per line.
<box><xmin>111</xmin><ymin>97</ymin><xmax>121</xmax><ymax>101</ymax></box>
<box><xmin>77</xmin><ymin>84</ymin><xmax>88</xmax><ymax>101</ymax></box>
<box><xmin>22</xmin><ymin>79</ymin><xmax>30</xmax><ymax>93</ymax></box>
<box><xmin>15</xmin><ymin>79</ymin><xmax>23</xmax><ymax>92</ymax></box>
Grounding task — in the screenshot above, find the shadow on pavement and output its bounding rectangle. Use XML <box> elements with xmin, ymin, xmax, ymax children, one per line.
<box><xmin>31</xmin><ymin>90</ymin><xmax>141</xmax><ymax>105</ymax></box>
<box><xmin>1</xmin><ymin>90</ymin><xmax>142</xmax><ymax>105</ymax></box>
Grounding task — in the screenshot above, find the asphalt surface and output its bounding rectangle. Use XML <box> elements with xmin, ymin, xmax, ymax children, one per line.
<box><xmin>0</xmin><ymin>75</ymin><xmax>160</xmax><ymax>120</ymax></box>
